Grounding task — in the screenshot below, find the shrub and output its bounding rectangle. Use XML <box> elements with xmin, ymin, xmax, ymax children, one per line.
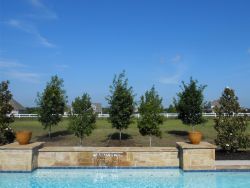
<box><xmin>214</xmin><ymin>88</ymin><xmax>249</xmax><ymax>152</ymax></box>
<box><xmin>0</xmin><ymin>81</ymin><xmax>15</xmax><ymax>145</ymax></box>
<box><xmin>0</xmin><ymin>127</ymin><xmax>15</xmax><ymax>144</ymax></box>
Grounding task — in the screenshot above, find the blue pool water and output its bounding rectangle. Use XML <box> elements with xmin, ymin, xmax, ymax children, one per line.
<box><xmin>0</xmin><ymin>169</ymin><xmax>250</xmax><ymax>188</ymax></box>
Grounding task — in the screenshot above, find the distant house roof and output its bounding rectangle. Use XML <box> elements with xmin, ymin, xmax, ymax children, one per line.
<box><xmin>67</xmin><ymin>103</ymin><xmax>102</xmax><ymax>114</ymax></box>
<box><xmin>9</xmin><ymin>99</ymin><xmax>25</xmax><ymax>111</ymax></box>
<box><xmin>211</xmin><ymin>100</ymin><xmax>220</xmax><ymax>108</ymax></box>
<box><xmin>92</xmin><ymin>103</ymin><xmax>102</xmax><ymax>113</ymax></box>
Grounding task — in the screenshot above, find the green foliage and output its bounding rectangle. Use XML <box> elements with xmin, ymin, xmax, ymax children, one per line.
<box><xmin>102</xmin><ymin>107</ymin><xmax>110</xmax><ymax>114</ymax></box>
<box><xmin>0</xmin><ymin>81</ymin><xmax>15</xmax><ymax>145</ymax></box>
<box><xmin>174</xmin><ymin>78</ymin><xmax>206</xmax><ymax>129</ymax></box>
<box><xmin>203</xmin><ymin>101</ymin><xmax>212</xmax><ymax>113</ymax></box>
<box><xmin>36</xmin><ymin>75</ymin><xmax>67</xmax><ymax>138</ymax></box>
<box><xmin>214</xmin><ymin>88</ymin><xmax>249</xmax><ymax>152</ymax></box>
<box><xmin>106</xmin><ymin>71</ymin><xmax>134</xmax><ymax>141</ymax></box>
<box><xmin>69</xmin><ymin>93</ymin><xmax>96</xmax><ymax>146</ymax></box>
<box><xmin>137</xmin><ymin>86</ymin><xmax>164</xmax><ymax>146</ymax></box>
<box><xmin>24</xmin><ymin>107</ymin><xmax>40</xmax><ymax>114</ymax></box>
<box><xmin>166</xmin><ymin>104</ymin><xmax>177</xmax><ymax>113</ymax></box>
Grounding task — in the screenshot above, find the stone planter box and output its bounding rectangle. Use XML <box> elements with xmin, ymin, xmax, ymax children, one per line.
<box><xmin>0</xmin><ymin>142</ymin><xmax>44</xmax><ymax>172</ymax></box>
<box><xmin>0</xmin><ymin>142</ymin><xmax>218</xmax><ymax>172</ymax></box>
<box><xmin>177</xmin><ymin>142</ymin><xmax>217</xmax><ymax>171</ymax></box>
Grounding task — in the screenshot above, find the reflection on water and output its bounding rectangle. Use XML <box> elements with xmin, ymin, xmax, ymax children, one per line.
<box><xmin>0</xmin><ymin>169</ymin><xmax>250</xmax><ymax>188</ymax></box>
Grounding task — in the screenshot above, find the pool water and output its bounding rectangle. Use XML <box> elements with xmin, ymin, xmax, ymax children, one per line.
<box><xmin>0</xmin><ymin>169</ymin><xmax>250</xmax><ymax>188</ymax></box>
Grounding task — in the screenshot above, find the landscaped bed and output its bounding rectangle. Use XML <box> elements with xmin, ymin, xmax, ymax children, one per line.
<box><xmin>216</xmin><ymin>150</ymin><xmax>250</xmax><ymax>160</ymax></box>
<box><xmin>11</xmin><ymin>118</ymin><xmax>250</xmax><ymax>160</ymax></box>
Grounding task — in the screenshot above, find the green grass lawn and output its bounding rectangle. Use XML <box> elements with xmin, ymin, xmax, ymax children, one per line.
<box><xmin>11</xmin><ymin>118</ymin><xmax>250</xmax><ymax>147</ymax></box>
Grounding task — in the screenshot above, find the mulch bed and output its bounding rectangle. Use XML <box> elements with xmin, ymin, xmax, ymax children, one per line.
<box><xmin>216</xmin><ymin>150</ymin><xmax>250</xmax><ymax>160</ymax></box>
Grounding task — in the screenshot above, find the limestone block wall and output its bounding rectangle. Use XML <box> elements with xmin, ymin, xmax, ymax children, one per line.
<box><xmin>0</xmin><ymin>142</ymin><xmax>43</xmax><ymax>171</ymax></box>
<box><xmin>0</xmin><ymin>142</ymin><xmax>217</xmax><ymax>172</ymax></box>
<box><xmin>177</xmin><ymin>142</ymin><xmax>216</xmax><ymax>171</ymax></box>
<box><xmin>38</xmin><ymin>147</ymin><xmax>179</xmax><ymax>167</ymax></box>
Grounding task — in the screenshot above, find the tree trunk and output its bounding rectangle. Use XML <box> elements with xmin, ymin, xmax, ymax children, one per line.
<box><xmin>48</xmin><ymin>125</ymin><xmax>51</xmax><ymax>139</ymax></box>
<box><xmin>149</xmin><ymin>136</ymin><xmax>152</xmax><ymax>147</ymax></box>
<box><xmin>192</xmin><ymin>125</ymin><xmax>195</xmax><ymax>132</ymax></box>
<box><xmin>80</xmin><ymin>137</ymin><xmax>83</xmax><ymax>146</ymax></box>
<box><xmin>119</xmin><ymin>129</ymin><xmax>122</xmax><ymax>142</ymax></box>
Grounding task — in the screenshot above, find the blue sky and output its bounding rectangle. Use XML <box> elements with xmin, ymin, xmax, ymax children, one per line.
<box><xmin>1</xmin><ymin>0</ymin><xmax>250</xmax><ymax>108</ymax></box>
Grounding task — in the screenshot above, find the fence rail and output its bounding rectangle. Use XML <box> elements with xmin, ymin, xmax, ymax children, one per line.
<box><xmin>11</xmin><ymin>113</ymin><xmax>250</xmax><ymax>118</ymax></box>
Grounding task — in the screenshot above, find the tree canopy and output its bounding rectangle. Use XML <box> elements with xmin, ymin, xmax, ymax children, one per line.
<box><xmin>69</xmin><ymin>93</ymin><xmax>96</xmax><ymax>146</ymax></box>
<box><xmin>0</xmin><ymin>81</ymin><xmax>15</xmax><ymax>144</ymax></box>
<box><xmin>214</xmin><ymin>87</ymin><xmax>249</xmax><ymax>152</ymax></box>
<box><xmin>106</xmin><ymin>71</ymin><xmax>134</xmax><ymax>141</ymax></box>
<box><xmin>174</xmin><ymin>78</ymin><xmax>206</xmax><ymax>129</ymax></box>
<box><xmin>137</xmin><ymin>86</ymin><xmax>164</xmax><ymax>146</ymax></box>
<box><xmin>36</xmin><ymin>75</ymin><xmax>67</xmax><ymax>139</ymax></box>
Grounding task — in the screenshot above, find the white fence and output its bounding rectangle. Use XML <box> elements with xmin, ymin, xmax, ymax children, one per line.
<box><xmin>12</xmin><ymin>113</ymin><xmax>250</xmax><ymax>118</ymax></box>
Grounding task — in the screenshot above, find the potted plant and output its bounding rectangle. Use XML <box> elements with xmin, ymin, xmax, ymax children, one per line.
<box><xmin>174</xmin><ymin>78</ymin><xmax>206</xmax><ymax>144</ymax></box>
<box><xmin>16</xmin><ymin>131</ymin><xmax>32</xmax><ymax>145</ymax></box>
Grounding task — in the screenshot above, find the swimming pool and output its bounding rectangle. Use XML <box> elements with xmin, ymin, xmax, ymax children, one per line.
<box><xmin>0</xmin><ymin>169</ymin><xmax>250</xmax><ymax>188</ymax></box>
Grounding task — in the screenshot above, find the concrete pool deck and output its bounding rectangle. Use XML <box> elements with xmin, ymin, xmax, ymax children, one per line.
<box><xmin>216</xmin><ymin>160</ymin><xmax>250</xmax><ymax>170</ymax></box>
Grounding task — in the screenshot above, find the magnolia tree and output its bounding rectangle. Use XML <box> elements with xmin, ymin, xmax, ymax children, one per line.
<box><xmin>37</xmin><ymin>76</ymin><xmax>67</xmax><ymax>139</ymax></box>
<box><xmin>214</xmin><ymin>88</ymin><xmax>249</xmax><ymax>152</ymax></box>
<box><xmin>69</xmin><ymin>93</ymin><xmax>96</xmax><ymax>146</ymax></box>
<box><xmin>106</xmin><ymin>71</ymin><xmax>134</xmax><ymax>141</ymax></box>
<box><xmin>174</xmin><ymin>78</ymin><xmax>206</xmax><ymax>131</ymax></box>
<box><xmin>0</xmin><ymin>81</ymin><xmax>15</xmax><ymax>145</ymax></box>
<box><xmin>137</xmin><ymin>86</ymin><xmax>164</xmax><ymax>147</ymax></box>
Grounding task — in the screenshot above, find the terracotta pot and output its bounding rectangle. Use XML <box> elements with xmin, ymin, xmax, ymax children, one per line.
<box><xmin>16</xmin><ymin>131</ymin><xmax>32</xmax><ymax>145</ymax></box>
<box><xmin>188</xmin><ymin>131</ymin><xmax>202</xmax><ymax>144</ymax></box>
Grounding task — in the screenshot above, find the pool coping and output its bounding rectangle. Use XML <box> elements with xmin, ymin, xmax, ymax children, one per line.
<box><xmin>1</xmin><ymin>166</ymin><xmax>250</xmax><ymax>173</ymax></box>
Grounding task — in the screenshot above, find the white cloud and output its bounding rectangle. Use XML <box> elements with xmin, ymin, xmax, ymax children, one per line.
<box><xmin>5</xmin><ymin>70</ymin><xmax>41</xmax><ymax>83</ymax></box>
<box><xmin>171</xmin><ymin>54</ymin><xmax>182</xmax><ymax>64</ymax></box>
<box><xmin>159</xmin><ymin>74</ymin><xmax>181</xmax><ymax>84</ymax></box>
<box><xmin>37</xmin><ymin>34</ymin><xmax>56</xmax><ymax>48</ymax></box>
<box><xmin>27</xmin><ymin>0</ymin><xmax>57</xmax><ymax>20</ymax></box>
<box><xmin>29</xmin><ymin>0</ymin><xmax>44</xmax><ymax>7</ymax></box>
<box><xmin>0</xmin><ymin>58</ymin><xmax>41</xmax><ymax>83</ymax></box>
<box><xmin>159</xmin><ymin>54</ymin><xmax>186</xmax><ymax>85</ymax></box>
<box><xmin>7</xmin><ymin>19</ymin><xmax>34</xmax><ymax>33</ymax></box>
<box><xmin>0</xmin><ymin>59</ymin><xmax>26</xmax><ymax>68</ymax></box>
<box><xmin>6</xmin><ymin>19</ymin><xmax>56</xmax><ymax>48</ymax></box>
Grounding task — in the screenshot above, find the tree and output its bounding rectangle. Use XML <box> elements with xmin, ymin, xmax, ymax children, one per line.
<box><xmin>106</xmin><ymin>71</ymin><xmax>134</xmax><ymax>141</ymax></box>
<box><xmin>214</xmin><ymin>87</ymin><xmax>249</xmax><ymax>152</ymax></box>
<box><xmin>203</xmin><ymin>101</ymin><xmax>212</xmax><ymax>113</ymax></box>
<box><xmin>166</xmin><ymin>104</ymin><xmax>177</xmax><ymax>113</ymax></box>
<box><xmin>174</xmin><ymin>78</ymin><xmax>206</xmax><ymax>131</ymax></box>
<box><xmin>24</xmin><ymin>107</ymin><xmax>40</xmax><ymax>114</ymax></box>
<box><xmin>102</xmin><ymin>107</ymin><xmax>110</xmax><ymax>114</ymax></box>
<box><xmin>137</xmin><ymin>86</ymin><xmax>164</xmax><ymax>147</ymax></box>
<box><xmin>69</xmin><ymin>93</ymin><xmax>96</xmax><ymax>146</ymax></box>
<box><xmin>0</xmin><ymin>81</ymin><xmax>15</xmax><ymax>145</ymax></box>
<box><xmin>36</xmin><ymin>75</ymin><xmax>67</xmax><ymax>139</ymax></box>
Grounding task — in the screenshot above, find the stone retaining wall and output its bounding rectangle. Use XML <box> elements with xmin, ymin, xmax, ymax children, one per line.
<box><xmin>38</xmin><ymin>147</ymin><xmax>179</xmax><ymax>167</ymax></box>
<box><xmin>0</xmin><ymin>142</ymin><xmax>218</xmax><ymax>172</ymax></box>
<box><xmin>177</xmin><ymin>142</ymin><xmax>216</xmax><ymax>171</ymax></box>
<box><xmin>0</xmin><ymin>142</ymin><xmax>43</xmax><ymax>171</ymax></box>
